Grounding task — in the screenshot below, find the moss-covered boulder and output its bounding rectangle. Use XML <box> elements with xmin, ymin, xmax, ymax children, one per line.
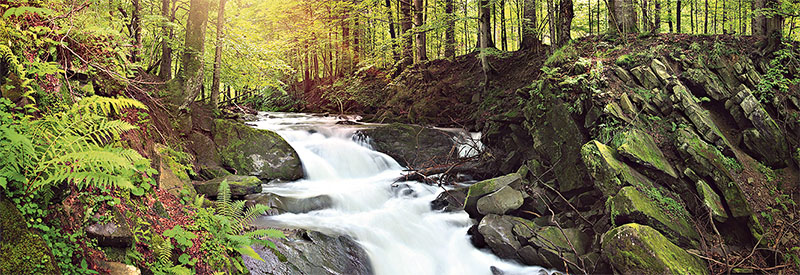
<box><xmin>476</xmin><ymin>186</ymin><xmax>524</xmax><ymax>215</ymax></box>
<box><xmin>670</xmin><ymin>83</ymin><xmax>729</xmax><ymax>147</ymax></box>
<box><xmin>194</xmin><ymin>175</ymin><xmax>263</xmax><ymax>199</ymax></box>
<box><xmin>463</xmin><ymin>173</ymin><xmax>522</xmax><ymax>218</ymax></box>
<box><xmin>0</xmin><ymin>195</ymin><xmax>58</xmax><ymax>274</ymax></box>
<box><xmin>477</xmin><ymin>214</ymin><xmax>520</xmax><ymax>259</ymax></box>
<box><xmin>154</xmin><ymin>144</ymin><xmax>197</xmax><ymax>199</ymax></box>
<box><xmin>675</xmin><ymin>129</ymin><xmax>751</xmax><ymax>218</ymax></box>
<box><xmin>726</xmin><ymin>86</ymin><xmax>790</xmax><ymax>167</ymax></box>
<box><xmin>684</xmin><ymin>68</ymin><xmax>731</xmax><ymax>101</ymax></box>
<box><xmin>212</xmin><ymin>119</ymin><xmax>303</xmax><ymax>181</ymax></box>
<box><xmin>581</xmin><ymin>140</ymin><xmax>656</xmax><ymax>197</ymax></box>
<box><xmin>527</xmin><ymin>103</ymin><xmax>591</xmax><ymax>193</ymax></box>
<box><xmin>607</xmin><ymin>186</ymin><xmax>700</xmax><ymax>247</ymax></box>
<box><xmin>696</xmin><ymin>180</ymin><xmax>729</xmax><ymax>222</ymax></box>
<box><xmin>353</xmin><ymin>123</ymin><xmax>457</xmax><ymax>168</ymax></box>
<box><xmin>602</xmin><ymin>223</ymin><xmax>709</xmax><ymax>275</ymax></box>
<box><xmin>617</xmin><ymin>129</ymin><xmax>678</xmax><ymax>178</ymax></box>
<box><xmin>245</xmin><ymin>193</ymin><xmax>332</xmax><ymax>214</ymax></box>
<box><xmin>630</xmin><ymin>65</ymin><xmax>662</xmax><ymax>89</ymax></box>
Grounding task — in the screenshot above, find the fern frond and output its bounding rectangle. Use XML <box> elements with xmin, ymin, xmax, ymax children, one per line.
<box><xmin>216</xmin><ymin>180</ymin><xmax>232</xmax><ymax>215</ymax></box>
<box><xmin>238</xmin><ymin>204</ymin><xmax>271</xmax><ymax>230</ymax></box>
<box><xmin>72</xmin><ymin>96</ymin><xmax>147</xmax><ymax>116</ymax></box>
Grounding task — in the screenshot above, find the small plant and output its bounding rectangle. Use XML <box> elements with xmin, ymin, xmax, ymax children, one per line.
<box><xmin>545</xmin><ymin>43</ymin><xmax>578</xmax><ymax>67</ymax></box>
<box><xmin>722</xmin><ymin>156</ymin><xmax>744</xmax><ymax>173</ymax></box>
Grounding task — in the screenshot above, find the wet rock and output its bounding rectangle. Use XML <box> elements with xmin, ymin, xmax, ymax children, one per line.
<box><xmin>476</xmin><ymin>186</ymin><xmax>524</xmax><ymax>215</ymax></box>
<box><xmin>99</xmin><ymin>261</ymin><xmax>141</xmax><ymax>275</ymax></box>
<box><xmin>617</xmin><ymin>129</ymin><xmax>678</xmax><ymax>178</ymax></box>
<box><xmin>245</xmin><ymin>193</ymin><xmax>332</xmax><ymax>214</ymax></box>
<box><xmin>354</xmin><ymin>123</ymin><xmax>458</xmax><ymax>168</ymax></box>
<box><xmin>86</xmin><ymin>209</ymin><xmax>133</xmax><ymax>248</ymax></box>
<box><xmin>602</xmin><ymin>223</ymin><xmax>709</xmax><ymax>275</ymax></box>
<box><xmin>430</xmin><ymin>187</ymin><xmax>468</xmax><ymax>212</ymax></box>
<box><xmin>213</xmin><ymin>119</ymin><xmax>303</xmax><ymax>181</ymax></box>
<box><xmin>478</xmin><ymin>214</ymin><xmax>521</xmax><ymax>259</ymax></box>
<box><xmin>464</xmin><ymin>173</ymin><xmax>522</xmax><ymax>218</ymax></box>
<box><xmin>696</xmin><ymin>180</ymin><xmax>729</xmax><ymax>222</ymax></box>
<box><xmin>244</xmin><ymin>230</ymin><xmax>371</xmax><ymax>275</ymax></box>
<box><xmin>194</xmin><ymin>175</ymin><xmax>263</xmax><ymax>199</ymax></box>
<box><xmin>607</xmin><ymin>186</ymin><xmax>700</xmax><ymax>247</ymax></box>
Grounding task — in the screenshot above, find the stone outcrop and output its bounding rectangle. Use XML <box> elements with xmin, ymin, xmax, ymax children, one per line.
<box><xmin>212</xmin><ymin>119</ymin><xmax>303</xmax><ymax>181</ymax></box>
<box><xmin>194</xmin><ymin>175</ymin><xmax>263</xmax><ymax>199</ymax></box>
<box><xmin>244</xmin><ymin>230</ymin><xmax>372</xmax><ymax>275</ymax></box>
<box><xmin>602</xmin><ymin>223</ymin><xmax>709</xmax><ymax>275</ymax></box>
<box><xmin>354</xmin><ymin>123</ymin><xmax>458</xmax><ymax>168</ymax></box>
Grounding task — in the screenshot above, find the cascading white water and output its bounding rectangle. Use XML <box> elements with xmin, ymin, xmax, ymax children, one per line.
<box><xmin>250</xmin><ymin>113</ymin><xmax>552</xmax><ymax>275</ymax></box>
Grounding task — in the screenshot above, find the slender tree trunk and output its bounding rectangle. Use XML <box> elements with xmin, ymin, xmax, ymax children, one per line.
<box><xmin>341</xmin><ymin>6</ymin><xmax>351</xmax><ymax>75</ymax></box>
<box><xmin>400</xmin><ymin>0</ymin><xmax>413</xmax><ymax>67</ymax></box>
<box><xmin>413</xmin><ymin>0</ymin><xmax>427</xmax><ymax>61</ymax></box>
<box><xmin>481</xmin><ymin>0</ymin><xmax>495</xmax><ymax>47</ymax></box>
<box><xmin>177</xmin><ymin>0</ymin><xmax>210</xmax><ymax>108</ymax></box>
<box><xmin>722</xmin><ymin>0</ymin><xmax>727</xmax><ymax>33</ymax></box>
<box><xmin>501</xmin><ymin>0</ymin><xmax>507</xmax><ymax>51</ymax></box>
<box><xmin>159</xmin><ymin>0</ymin><xmax>174</xmax><ymax>80</ymax></box>
<box><xmin>480</xmin><ymin>0</ymin><xmax>490</xmax><ymax>84</ymax></box>
<box><xmin>690</xmin><ymin>0</ymin><xmax>694</xmax><ymax>33</ymax></box>
<box><xmin>522</xmin><ymin>0</ymin><xmax>540</xmax><ymax>49</ymax></box>
<box><xmin>354</xmin><ymin>15</ymin><xmax>362</xmax><ymax>65</ymax></box>
<box><xmin>131</xmin><ymin>0</ymin><xmax>141</xmax><ymax>62</ymax></box>
<box><xmin>654</xmin><ymin>0</ymin><xmax>661</xmax><ymax>33</ymax></box>
<box><xmin>444</xmin><ymin>0</ymin><xmax>456</xmax><ymax>58</ymax></box>
<box><xmin>642</xmin><ymin>0</ymin><xmax>649</xmax><ymax>32</ymax></box>
<box><xmin>668</xmin><ymin>0</ymin><xmax>673</xmax><ymax>32</ymax></box>
<box><xmin>704</xmin><ymin>0</ymin><xmax>708</xmax><ymax>33</ymax></box>
<box><xmin>557</xmin><ymin>0</ymin><xmax>572</xmax><ymax>47</ymax></box>
<box><xmin>386</xmin><ymin>0</ymin><xmax>398</xmax><ymax>61</ymax></box>
<box><xmin>547</xmin><ymin>0</ymin><xmax>556</xmax><ymax>44</ymax></box>
<box><xmin>676</xmin><ymin>0</ymin><xmax>682</xmax><ymax>32</ymax></box>
<box><xmin>588</xmin><ymin>0</ymin><xmax>592</xmax><ymax>35</ymax></box>
<box><xmin>210</xmin><ymin>0</ymin><xmax>226</xmax><ymax>108</ymax></box>
<box><xmin>713</xmin><ymin>0</ymin><xmax>717</xmax><ymax>33</ymax></box>
<box><xmin>464</xmin><ymin>0</ymin><xmax>469</xmax><ymax>55</ymax></box>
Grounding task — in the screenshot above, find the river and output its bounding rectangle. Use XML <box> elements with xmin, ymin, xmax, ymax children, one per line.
<box><xmin>249</xmin><ymin>112</ymin><xmax>553</xmax><ymax>275</ymax></box>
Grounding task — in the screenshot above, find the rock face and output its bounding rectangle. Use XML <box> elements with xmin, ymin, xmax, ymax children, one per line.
<box><xmin>212</xmin><ymin>119</ymin><xmax>303</xmax><ymax>181</ymax></box>
<box><xmin>617</xmin><ymin>129</ymin><xmax>678</xmax><ymax>178</ymax></box>
<box><xmin>244</xmin><ymin>230</ymin><xmax>371</xmax><ymax>275</ymax></box>
<box><xmin>607</xmin><ymin>186</ymin><xmax>700</xmax><ymax>247</ymax></box>
<box><xmin>696</xmin><ymin>180</ymin><xmax>729</xmax><ymax>222</ymax></box>
<box><xmin>602</xmin><ymin>223</ymin><xmax>709</xmax><ymax>275</ymax></box>
<box><xmin>354</xmin><ymin>123</ymin><xmax>457</xmax><ymax>168</ymax></box>
<box><xmin>726</xmin><ymin>86</ymin><xmax>790</xmax><ymax>167</ymax></box>
<box><xmin>478</xmin><ymin>214</ymin><xmax>521</xmax><ymax>259</ymax></box>
<box><xmin>581</xmin><ymin>140</ymin><xmax>656</xmax><ymax>197</ymax></box>
<box><xmin>0</xmin><ymin>195</ymin><xmax>58</xmax><ymax>274</ymax></box>
<box><xmin>476</xmin><ymin>186</ymin><xmax>524</xmax><ymax>215</ymax></box>
<box><xmin>86</xmin><ymin>209</ymin><xmax>134</xmax><ymax>248</ymax></box>
<box><xmin>430</xmin><ymin>187</ymin><xmax>469</xmax><ymax>212</ymax></box>
<box><xmin>194</xmin><ymin>175</ymin><xmax>263</xmax><ymax>199</ymax></box>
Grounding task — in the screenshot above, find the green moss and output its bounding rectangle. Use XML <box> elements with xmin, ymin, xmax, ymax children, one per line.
<box><xmin>608</xmin><ymin>186</ymin><xmax>700</xmax><ymax>247</ymax></box>
<box><xmin>602</xmin><ymin>223</ymin><xmax>709</xmax><ymax>275</ymax></box>
<box><xmin>0</xmin><ymin>197</ymin><xmax>58</xmax><ymax>274</ymax></box>
<box><xmin>617</xmin><ymin>129</ymin><xmax>678</xmax><ymax>178</ymax></box>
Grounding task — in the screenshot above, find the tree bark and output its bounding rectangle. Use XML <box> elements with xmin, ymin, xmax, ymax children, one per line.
<box><xmin>444</xmin><ymin>0</ymin><xmax>456</xmax><ymax>58</ymax></box>
<box><xmin>556</xmin><ymin>0</ymin><xmax>572</xmax><ymax>48</ymax></box>
<box><xmin>654</xmin><ymin>0</ymin><xmax>661</xmax><ymax>33</ymax></box>
<box><xmin>177</xmin><ymin>0</ymin><xmax>210</xmax><ymax>108</ymax></box>
<box><xmin>413</xmin><ymin>0</ymin><xmax>427</xmax><ymax>61</ymax></box>
<box><xmin>159</xmin><ymin>0</ymin><xmax>174</xmax><ymax>80</ymax></box>
<box><xmin>522</xmin><ymin>0</ymin><xmax>540</xmax><ymax>49</ymax></box>
<box><xmin>500</xmin><ymin>0</ymin><xmax>507</xmax><ymax>51</ymax></box>
<box><xmin>608</xmin><ymin>0</ymin><xmax>638</xmax><ymax>34</ymax></box>
<box><xmin>210</xmin><ymin>0</ymin><xmax>226</xmax><ymax>109</ymax></box>
<box><xmin>676</xmin><ymin>0</ymin><xmax>682</xmax><ymax>33</ymax></box>
<box><xmin>480</xmin><ymin>0</ymin><xmax>495</xmax><ymax>48</ymax></box>
<box><xmin>400</xmin><ymin>0</ymin><xmax>413</xmax><ymax>68</ymax></box>
<box><xmin>131</xmin><ymin>0</ymin><xmax>141</xmax><ymax>62</ymax></box>
<box><xmin>480</xmin><ymin>0</ymin><xmax>490</xmax><ymax>84</ymax></box>
<box><xmin>668</xmin><ymin>0</ymin><xmax>673</xmax><ymax>32</ymax></box>
<box><xmin>704</xmin><ymin>0</ymin><xmax>708</xmax><ymax>33</ymax></box>
<box><xmin>387</xmin><ymin>0</ymin><xmax>400</xmax><ymax>61</ymax></box>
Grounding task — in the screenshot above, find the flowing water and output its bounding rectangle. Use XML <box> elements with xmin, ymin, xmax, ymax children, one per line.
<box><xmin>250</xmin><ymin>113</ymin><xmax>552</xmax><ymax>275</ymax></box>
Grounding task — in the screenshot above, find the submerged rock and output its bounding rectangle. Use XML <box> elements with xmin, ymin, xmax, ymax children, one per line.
<box><xmin>194</xmin><ymin>175</ymin><xmax>263</xmax><ymax>199</ymax></box>
<box><xmin>430</xmin><ymin>187</ymin><xmax>468</xmax><ymax>212</ymax></box>
<box><xmin>243</xmin><ymin>230</ymin><xmax>372</xmax><ymax>275</ymax></box>
<box><xmin>602</xmin><ymin>223</ymin><xmax>708</xmax><ymax>275</ymax></box>
<box><xmin>246</xmin><ymin>193</ymin><xmax>333</xmax><ymax>214</ymax></box>
<box><xmin>212</xmin><ymin>119</ymin><xmax>303</xmax><ymax>181</ymax></box>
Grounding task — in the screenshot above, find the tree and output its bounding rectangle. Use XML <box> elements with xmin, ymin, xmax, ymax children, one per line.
<box><xmin>500</xmin><ymin>0</ymin><xmax>507</xmax><ymax>51</ymax></box>
<box><xmin>521</xmin><ymin>0</ymin><xmax>540</xmax><ymax>49</ymax></box>
<box><xmin>210</xmin><ymin>0</ymin><xmax>227</xmax><ymax>108</ymax></box>
<box><xmin>159</xmin><ymin>0</ymin><xmax>175</xmax><ymax>80</ymax></box>
<box><xmin>557</xmin><ymin>0</ymin><xmax>573</xmax><ymax>47</ymax></box>
<box><xmin>444</xmin><ymin>0</ymin><xmax>456</xmax><ymax>58</ymax></box>
<box><xmin>654</xmin><ymin>0</ymin><xmax>661</xmax><ymax>33</ymax></box>
<box><xmin>480</xmin><ymin>0</ymin><xmax>491</xmax><ymax>84</ymax></box>
<box><xmin>413</xmin><ymin>0</ymin><xmax>427</xmax><ymax>61</ymax></box>
<box><xmin>753</xmin><ymin>0</ymin><xmax>783</xmax><ymax>37</ymax></box>
<box><xmin>676</xmin><ymin>0</ymin><xmax>682</xmax><ymax>33</ymax></box>
<box><xmin>480</xmin><ymin>0</ymin><xmax>495</xmax><ymax>48</ymax></box>
<box><xmin>609</xmin><ymin>0</ymin><xmax>638</xmax><ymax>34</ymax></box>
<box><xmin>386</xmin><ymin>0</ymin><xmax>400</xmax><ymax>61</ymax></box>
<box><xmin>400</xmin><ymin>0</ymin><xmax>413</xmax><ymax>68</ymax></box>
<box><xmin>175</xmin><ymin>0</ymin><xmax>211</xmax><ymax>108</ymax></box>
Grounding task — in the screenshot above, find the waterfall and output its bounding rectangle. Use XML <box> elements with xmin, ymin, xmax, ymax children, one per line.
<box><xmin>250</xmin><ymin>113</ymin><xmax>552</xmax><ymax>275</ymax></box>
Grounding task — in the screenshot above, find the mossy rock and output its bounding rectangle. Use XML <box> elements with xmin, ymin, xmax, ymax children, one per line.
<box><xmin>607</xmin><ymin>186</ymin><xmax>700</xmax><ymax>248</ymax></box>
<box><xmin>212</xmin><ymin>119</ymin><xmax>303</xmax><ymax>181</ymax></box>
<box><xmin>0</xmin><ymin>195</ymin><xmax>59</xmax><ymax>274</ymax></box>
<box><xmin>696</xmin><ymin>180</ymin><xmax>728</xmax><ymax>222</ymax></box>
<box><xmin>527</xmin><ymin>102</ymin><xmax>590</xmax><ymax>193</ymax></box>
<box><xmin>194</xmin><ymin>175</ymin><xmax>263</xmax><ymax>199</ymax></box>
<box><xmin>476</xmin><ymin>186</ymin><xmax>524</xmax><ymax>215</ymax></box>
<box><xmin>617</xmin><ymin>129</ymin><xmax>678</xmax><ymax>178</ymax></box>
<box><xmin>602</xmin><ymin>223</ymin><xmax>709</xmax><ymax>275</ymax></box>
<box><xmin>581</xmin><ymin>140</ymin><xmax>656</xmax><ymax>197</ymax></box>
<box><xmin>463</xmin><ymin>173</ymin><xmax>522</xmax><ymax>218</ymax></box>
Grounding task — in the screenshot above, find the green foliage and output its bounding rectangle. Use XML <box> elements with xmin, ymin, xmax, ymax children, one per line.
<box><xmin>545</xmin><ymin>43</ymin><xmax>578</xmax><ymax>67</ymax></box>
<box><xmin>722</xmin><ymin>155</ymin><xmax>743</xmax><ymax>173</ymax></box>
<box><xmin>756</xmin><ymin>42</ymin><xmax>799</xmax><ymax>103</ymax></box>
<box><xmin>756</xmin><ymin>162</ymin><xmax>776</xmax><ymax>182</ymax></box>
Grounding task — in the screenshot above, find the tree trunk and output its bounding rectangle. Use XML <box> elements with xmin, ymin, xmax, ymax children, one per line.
<box><xmin>557</xmin><ymin>0</ymin><xmax>572</xmax><ymax>48</ymax></box>
<box><xmin>522</xmin><ymin>0</ymin><xmax>540</xmax><ymax>49</ymax></box>
<box><xmin>668</xmin><ymin>0</ymin><xmax>673</xmax><ymax>32</ymax></box>
<box><xmin>608</xmin><ymin>0</ymin><xmax>638</xmax><ymax>34</ymax></box>
<box><xmin>690</xmin><ymin>0</ymin><xmax>694</xmax><ymax>33</ymax></box>
<box><xmin>159</xmin><ymin>0</ymin><xmax>174</xmax><ymax>80</ymax></box>
<box><xmin>444</xmin><ymin>0</ymin><xmax>456</xmax><ymax>58</ymax></box>
<box><xmin>642</xmin><ymin>0</ymin><xmax>648</xmax><ymax>32</ymax></box>
<box><xmin>704</xmin><ymin>0</ymin><xmax>708</xmax><ymax>33</ymax></box>
<box><xmin>480</xmin><ymin>0</ymin><xmax>490</xmax><ymax>84</ymax></box>
<box><xmin>500</xmin><ymin>0</ymin><xmax>507</xmax><ymax>51</ymax></box>
<box><xmin>547</xmin><ymin>0</ymin><xmax>556</xmax><ymax>45</ymax></box>
<box><xmin>413</xmin><ymin>0</ymin><xmax>427</xmax><ymax>61</ymax></box>
<box><xmin>676</xmin><ymin>0</ymin><xmax>682</xmax><ymax>33</ymax></box>
<box><xmin>753</xmin><ymin>0</ymin><xmax>783</xmax><ymax>39</ymax></box>
<box><xmin>400</xmin><ymin>0</ymin><xmax>413</xmax><ymax>68</ymax></box>
<box><xmin>210</xmin><ymin>0</ymin><xmax>226</xmax><ymax>109</ymax></box>
<box><xmin>131</xmin><ymin>0</ymin><xmax>141</xmax><ymax>62</ymax></box>
<box><xmin>480</xmin><ymin>0</ymin><xmax>495</xmax><ymax>48</ymax></box>
<box><xmin>341</xmin><ymin>7</ymin><xmax>351</xmax><ymax>75</ymax></box>
<box><xmin>654</xmin><ymin>0</ymin><xmax>661</xmax><ymax>33</ymax></box>
<box><xmin>177</xmin><ymin>0</ymin><xmax>210</xmax><ymax>108</ymax></box>
<box><xmin>387</xmin><ymin>0</ymin><xmax>399</xmax><ymax>61</ymax></box>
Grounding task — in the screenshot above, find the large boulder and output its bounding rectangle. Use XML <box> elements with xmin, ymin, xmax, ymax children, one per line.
<box><xmin>477</xmin><ymin>214</ymin><xmax>521</xmax><ymax>259</ymax></box>
<box><xmin>0</xmin><ymin>196</ymin><xmax>58</xmax><ymax>274</ymax></box>
<box><xmin>354</xmin><ymin>123</ymin><xmax>458</xmax><ymax>168</ymax></box>
<box><xmin>725</xmin><ymin>86</ymin><xmax>790</xmax><ymax>167</ymax></box>
<box><xmin>464</xmin><ymin>173</ymin><xmax>523</xmax><ymax>218</ymax></box>
<box><xmin>527</xmin><ymin>103</ymin><xmax>591</xmax><ymax>193</ymax></box>
<box><xmin>154</xmin><ymin>144</ymin><xmax>197</xmax><ymax>199</ymax></box>
<box><xmin>607</xmin><ymin>186</ymin><xmax>700</xmax><ymax>247</ymax></box>
<box><xmin>194</xmin><ymin>175</ymin><xmax>263</xmax><ymax>199</ymax></box>
<box><xmin>617</xmin><ymin>129</ymin><xmax>678</xmax><ymax>178</ymax></box>
<box><xmin>213</xmin><ymin>119</ymin><xmax>303</xmax><ymax>181</ymax></box>
<box><xmin>476</xmin><ymin>186</ymin><xmax>524</xmax><ymax>215</ymax></box>
<box><xmin>580</xmin><ymin>140</ymin><xmax>656</xmax><ymax>197</ymax></box>
<box><xmin>244</xmin><ymin>230</ymin><xmax>371</xmax><ymax>275</ymax></box>
<box><xmin>245</xmin><ymin>193</ymin><xmax>332</xmax><ymax>214</ymax></box>
<box><xmin>602</xmin><ymin>223</ymin><xmax>709</xmax><ymax>275</ymax></box>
